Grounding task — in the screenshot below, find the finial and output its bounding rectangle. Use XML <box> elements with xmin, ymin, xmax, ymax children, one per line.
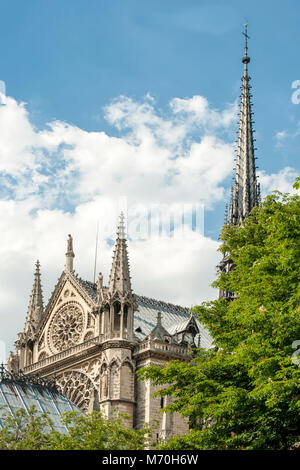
<box><xmin>65</xmin><ymin>234</ymin><xmax>75</xmax><ymax>271</ymax></box>
<box><xmin>156</xmin><ymin>311</ymin><xmax>162</xmax><ymax>327</ymax></box>
<box><xmin>242</xmin><ymin>22</ymin><xmax>250</xmax><ymax>65</ymax></box>
<box><xmin>67</xmin><ymin>234</ymin><xmax>73</xmax><ymax>252</ymax></box>
<box><xmin>35</xmin><ymin>260</ymin><xmax>40</xmax><ymax>274</ymax></box>
<box><xmin>108</xmin><ymin>210</ymin><xmax>133</xmax><ymax>295</ymax></box>
<box><xmin>117</xmin><ymin>212</ymin><xmax>126</xmax><ymax>239</ymax></box>
<box><xmin>97</xmin><ymin>272</ymin><xmax>103</xmax><ymax>289</ymax></box>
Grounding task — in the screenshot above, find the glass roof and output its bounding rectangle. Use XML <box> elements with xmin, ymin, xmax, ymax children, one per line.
<box><xmin>0</xmin><ymin>378</ymin><xmax>79</xmax><ymax>433</ymax></box>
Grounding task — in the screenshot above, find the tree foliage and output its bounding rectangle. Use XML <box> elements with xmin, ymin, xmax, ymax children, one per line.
<box><xmin>0</xmin><ymin>406</ymin><xmax>152</xmax><ymax>450</ymax></box>
<box><xmin>0</xmin><ymin>406</ymin><xmax>53</xmax><ymax>450</ymax></box>
<box><xmin>138</xmin><ymin>190</ymin><xmax>300</xmax><ymax>450</ymax></box>
<box><xmin>293</xmin><ymin>177</ymin><xmax>300</xmax><ymax>190</ymax></box>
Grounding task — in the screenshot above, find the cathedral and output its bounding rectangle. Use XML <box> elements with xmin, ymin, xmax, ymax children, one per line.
<box><xmin>7</xmin><ymin>26</ymin><xmax>260</xmax><ymax>440</ymax></box>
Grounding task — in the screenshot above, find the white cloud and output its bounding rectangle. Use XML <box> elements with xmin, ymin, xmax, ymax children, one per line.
<box><xmin>274</xmin><ymin>121</ymin><xmax>300</xmax><ymax>148</ymax></box>
<box><xmin>274</xmin><ymin>130</ymin><xmax>288</xmax><ymax>148</ymax></box>
<box><xmin>0</xmin><ymin>196</ymin><xmax>221</xmax><ymax>353</ymax></box>
<box><xmin>275</xmin><ymin>130</ymin><xmax>287</xmax><ymax>141</ymax></box>
<box><xmin>0</xmin><ymin>94</ymin><xmax>237</xmax><ymax>207</ymax></box>
<box><xmin>258</xmin><ymin>167</ymin><xmax>298</xmax><ymax>196</ymax></box>
<box><xmin>0</xmin><ymin>92</ymin><xmax>295</xmax><ymax>354</ymax></box>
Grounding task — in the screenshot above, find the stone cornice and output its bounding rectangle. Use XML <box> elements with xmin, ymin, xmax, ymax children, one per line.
<box><xmin>133</xmin><ymin>339</ymin><xmax>190</xmax><ymax>363</ymax></box>
<box><xmin>102</xmin><ymin>340</ymin><xmax>135</xmax><ymax>351</ymax></box>
<box><xmin>22</xmin><ymin>336</ymin><xmax>137</xmax><ymax>376</ymax></box>
<box><xmin>23</xmin><ymin>336</ymin><xmax>103</xmax><ymax>375</ymax></box>
<box><xmin>99</xmin><ymin>398</ymin><xmax>136</xmax><ymax>404</ymax></box>
<box><xmin>135</xmin><ymin>349</ymin><xmax>190</xmax><ymax>363</ymax></box>
<box><xmin>25</xmin><ymin>348</ymin><xmax>102</xmax><ymax>378</ymax></box>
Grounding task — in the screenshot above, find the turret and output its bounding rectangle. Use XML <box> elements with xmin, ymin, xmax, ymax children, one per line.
<box><xmin>24</xmin><ymin>260</ymin><xmax>44</xmax><ymax>334</ymax></box>
<box><xmin>108</xmin><ymin>212</ymin><xmax>132</xmax><ymax>295</ymax></box>
<box><xmin>100</xmin><ymin>213</ymin><xmax>137</xmax><ymax>340</ymax></box>
<box><xmin>17</xmin><ymin>260</ymin><xmax>45</xmax><ymax>368</ymax></box>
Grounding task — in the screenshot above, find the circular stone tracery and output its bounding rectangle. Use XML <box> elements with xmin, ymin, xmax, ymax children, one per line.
<box><xmin>56</xmin><ymin>371</ymin><xmax>95</xmax><ymax>411</ymax></box>
<box><xmin>49</xmin><ymin>303</ymin><xmax>84</xmax><ymax>352</ymax></box>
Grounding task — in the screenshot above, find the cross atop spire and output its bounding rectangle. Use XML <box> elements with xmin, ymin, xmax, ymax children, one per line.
<box><xmin>108</xmin><ymin>213</ymin><xmax>132</xmax><ymax>295</ymax></box>
<box><xmin>24</xmin><ymin>260</ymin><xmax>44</xmax><ymax>334</ymax></box>
<box><xmin>227</xmin><ymin>24</ymin><xmax>259</xmax><ymax>225</ymax></box>
<box><xmin>242</xmin><ymin>22</ymin><xmax>250</xmax><ymax>67</ymax></box>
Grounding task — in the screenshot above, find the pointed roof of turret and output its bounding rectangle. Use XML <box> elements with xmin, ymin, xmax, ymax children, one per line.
<box><xmin>24</xmin><ymin>260</ymin><xmax>44</xmax><ymax>333</ymax></box>
<box><xmin>108</xmin><ymin>213</ymin><xmax>132</xmax><ymax>295</ymax></box>
<box><xmin>148</xmin><ymin>311</ymin><xmax>171</xmax><ymax>341</ymax></box>
<box><xmin>228</xmin><ymin>23</ymin><xmax>260</xmax><ymax>225</ymax></box>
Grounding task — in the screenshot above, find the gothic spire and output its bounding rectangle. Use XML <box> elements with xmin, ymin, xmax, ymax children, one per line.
<box><xmin>108</xmin><ymin>212</ymin><xmax>132</xmax><ymax>295</ymax></box>
<box><xmin>219</xmin><ymin>25</ymin><xmax>260</xmax><ymax>301</ymax></box>
<box><xmin>230</xmin><ymin>23</ymin><xmax>259</xmax><ymax>225</ymax></box>
<box><xmin>65</xmin><ymin>234</ymin><xmax>75</xmax><ymax>271</ymax></box>
<box><xmin>24</xmin><ymin>260</ymin><xmax>44</xmax><ymax>333</ymax></box>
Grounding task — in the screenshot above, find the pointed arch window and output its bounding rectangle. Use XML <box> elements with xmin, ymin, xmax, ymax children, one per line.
<box><xmin>123</xmin><ymin>304</ymin><xmax>128</xmax><ymax>338</ymax></box>
<box><xmin>113</xmin><ymin>302</ymin><xmax>121</xmax><ymax>336</ymax></box>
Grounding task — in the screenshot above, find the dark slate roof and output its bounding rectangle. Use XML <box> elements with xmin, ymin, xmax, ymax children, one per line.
<box><xmin>0</xmin><ymin>372</ymin><xmax>79</xmax><ymax>433</ymax></box>
<box><xmin>73</xmin><ymin>277</ymin><xmax>213</xmax><ymax>350</ymax></box>
<box><xmin>134</xmin><ymin>295</ymin><xmax>213</xmax><ymax>349</ymax></box>
<box><xmin>74</xmin><ymin>275</ymin><xmax>98</xmax><ymax>300</ymax></box>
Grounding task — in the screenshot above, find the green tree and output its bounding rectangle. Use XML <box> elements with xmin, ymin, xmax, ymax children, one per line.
<box><xmin>0</xmin><ymin>406</ymin><xmax>153</xmax><ymax>450</ymax></box>
<box><xmin>293</xmin><ymin>177</ymin><xmax>300</xmax><ymax>190</ymax></box>
<box><xmin>48</xmin><ymin>410</ymin><xmax>152</xmax><ymax>450</ymax></box>
<box><xmin>0</xmin><ymin>406</ymin><xmax>53</xmax><ymax>450</ymax></box>
<box><xmin>138</xmin><ymin>190</ymin><xmax>300</xmax><ymax>450</ymax></box>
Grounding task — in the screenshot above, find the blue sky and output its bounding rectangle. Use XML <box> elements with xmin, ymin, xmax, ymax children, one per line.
<box><xmin>0</xmin><ymin>0</ymin><xmax>299</xmax><ymax>352</ymax></box>
<box><xmin>1</xmin><ymin>1</ymin><xmax>299</xmax><ymax>230</ymax></box>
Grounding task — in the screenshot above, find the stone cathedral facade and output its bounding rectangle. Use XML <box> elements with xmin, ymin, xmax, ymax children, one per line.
<box><xmin>8</xmin><ymin>217</ymin><xmax>211</xmax><ymax>439</ymax></box>
<box><xmin>8</xmin><ymin>27</ymin><xmax>260</xmax><ymax>440</ymax></box>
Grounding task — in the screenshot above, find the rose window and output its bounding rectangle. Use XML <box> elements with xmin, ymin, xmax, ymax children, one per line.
<box><xmin>50</xmin><ymin>303</ymin><xmax>84</xmax><ymax>352</ymax></box>
<box><xmin>56</xmin><ymin>371</ymin><xmax>94</xmax><ymax>411</ymax></box>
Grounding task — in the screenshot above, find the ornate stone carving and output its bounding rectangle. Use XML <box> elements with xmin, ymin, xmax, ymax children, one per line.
<box><xmin>83</xmin><ymin>331</ymin><xmax>94</xmax><ymax>342</ymax></box>
<box><xmin>56</xmin><ymin>370</ymin><xmax>95</xmax><ymax>411</ymax></box>
<box><xmin>49</xmin><ymin>302</ymin><xmax>84</xmax><ymax>353</ymax></box>
<box><xmin>100</xmin><ymin>363</ymin><xmax>108</xmax><ymax>400</ymax></box>
<box><xmin>38</xmin><ymin>351</ymin><xmax>48</xmax><ymax>361</ymax></box>
<box><xmin>87</xmin><ymin>311</ymin><xmax>95</xmax><ymax>328</ymax></box>
<box><xmin>38</xmin><ymin>333</ymin><xmax>45</xmax><ymax>352</ymax></box>
<box><xmin>82</xmin><ymin>359</ymin><xmax>101</xmax><ymax>383</ymax></box>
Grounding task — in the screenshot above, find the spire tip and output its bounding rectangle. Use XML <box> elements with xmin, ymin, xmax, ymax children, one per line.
<box><xmin>242</xmin><ymin>22</ymin><xmax>250</xmax><ymax>65</ymax></box>
<box><xmin>117</xmin><ymin>212</ymin><xmax>126</xmax><ymax>239</ymax></box>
